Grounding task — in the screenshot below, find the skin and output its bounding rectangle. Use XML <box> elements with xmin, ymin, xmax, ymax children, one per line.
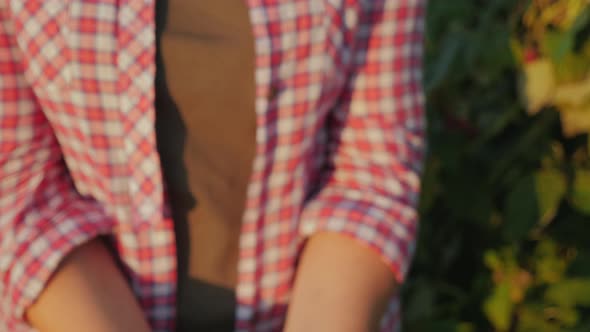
<box><xmin>26</xmin><ymin>233</ymin><xmax>395</xmax><ymax>332</ymax></box>
<box><xmin>284</xmin><ymin>232</ymin><xmax>397</xmax><ymax>332</ymax></box>
<box><xmin>26</xmin><ymin>238</ymin><xmax>151</xmax><ymax>332</ymax></box>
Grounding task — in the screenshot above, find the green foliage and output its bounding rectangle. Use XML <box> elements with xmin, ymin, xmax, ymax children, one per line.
<box><xmin>403</xmin><ymin>1</ymin><xmax>590</xmax><ymax>331</ymax></box>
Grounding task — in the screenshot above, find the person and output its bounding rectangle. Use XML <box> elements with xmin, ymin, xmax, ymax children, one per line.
<box><xmin>0</xmin><ymin>0</ymin><xmax>426</xmax><ymax>331</ymax></box>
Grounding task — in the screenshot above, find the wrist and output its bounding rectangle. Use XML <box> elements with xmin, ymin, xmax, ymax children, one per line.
<box><xmin>284</xmin><ymin>232</ymin><xmax>397</xmax><ymax>332</ymax></box>
<box><xmin>26</xmin><ymin>238</ymin><xmax>150</xmax><ymax>332</ymax></box>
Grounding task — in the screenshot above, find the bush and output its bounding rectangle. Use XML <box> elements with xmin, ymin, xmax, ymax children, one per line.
<box><xmin>403</xmin><ymin>1</ymin><xmax>590</xmax><ymax>331</ymax></box>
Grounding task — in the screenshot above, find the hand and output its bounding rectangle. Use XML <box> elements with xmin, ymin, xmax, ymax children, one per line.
<box><xmin>26</xmin><ymin>238</ymin><xmax>151</xmax><ymax>332</ymax></box>
<box><xmin>284</xmin><ymin>233</ymin><xmax>397</xmax><ymax>332</ymax></box>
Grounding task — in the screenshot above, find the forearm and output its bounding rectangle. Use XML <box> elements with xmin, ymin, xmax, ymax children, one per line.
<box><xmin>284</xmin><ymin>233</ymin><xmax>397</xmax><ymax>332</ymax></box>
<box><xmin>26</xmin><ymin>238</ymin><xmax>151</xmax><ymax>332</ymax></box>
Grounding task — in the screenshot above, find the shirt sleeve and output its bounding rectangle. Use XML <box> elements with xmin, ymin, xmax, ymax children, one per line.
<box><xmin>0</xmin><ymin>159</ymin><xmax>116</xmax><ymax>330</ymax></box>
<box><xmin>299</xmin><ymin>0</ymin><xmax>426</xmax><ymax>283</ymax></box>
<box><xmin>0</xmin><ymin>4</ymin><xmax>119</xmax><ymax>328</ymax></box>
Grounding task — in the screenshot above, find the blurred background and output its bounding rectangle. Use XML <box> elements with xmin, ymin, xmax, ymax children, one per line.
<box><xmin>402</xmin><ymin>1</ymin><xmax>590</xmax><ymax>331</ymax></box>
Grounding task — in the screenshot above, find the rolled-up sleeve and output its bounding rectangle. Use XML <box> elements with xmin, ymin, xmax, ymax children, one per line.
<box><xmin>0</xmin><ymin>12</ymin><xmax>115</xmax><ymax>327</ymax></box>
<box><xmin>299</xmin><ymin>0</ymin><xmax>426</xmax><ymax>283</ymax></box>
<box><xmin>0</xmin><ymin>158</ymin><xmax>116</xmax><ymax>330</ymax></box>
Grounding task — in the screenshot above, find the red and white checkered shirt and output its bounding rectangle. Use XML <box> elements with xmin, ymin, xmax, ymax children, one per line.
<box><xmin>0</xmin><ymin>0</ymin><xmax>425</xmax><ymax>331</ymax></box>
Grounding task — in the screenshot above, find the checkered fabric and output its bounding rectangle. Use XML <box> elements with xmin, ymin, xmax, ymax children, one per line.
<box><xmin>0</xmin><ymin>0</ymin><xmax>425</xmax><ymax>331</ymax></box>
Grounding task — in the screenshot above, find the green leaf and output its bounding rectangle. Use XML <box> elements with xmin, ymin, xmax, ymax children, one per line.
<box><xmin>404</xmin><ymin>280</ymin><xmax>436</xmax><ymax>323</ymax></box>
<box><xmin>504</xmin><ymin>175</ymin><xmax>538</xmax><ymax>241</ymax></box>
<box><xmin>511</xmin><ymin>38</ymin><xmax>525</xmax><ymax>66</ymax></box>
<box><xmin>457</xmin><ymin>322</ymin><xmax>476</xmax><ymax>332</ymax></box>
<box><xmin>473</xmin><ymin>106</ymin><xmax>521</xmax><ymax>145</ymax></box>
<box><xmin>403</xmin><ymin>1</ymin><xmax>590</xmax><ymax>331</ymax></box>
<box><xmin>411</xmin><ymin>320</ymin><xmax>470</xmax><ymax>332</ymax></box>
<box><xmin>554</xmin><ymin>306</ymin><xmax>580</xmax><ymax>328</ymax></box>
<box><xmin>518</xmin><ymin>304</ymin><xmax>575</xmax><ymax>332</ymax></box>
<box><xmin>484</xmin><ymin>250</ymin><xmax>502</xmax><ymax>271</ymax></box>
<box><xmin>545</xmin><ymin>278</ymin><xmax>590</xmax><ymax>308</ymax></box>
<box><xmin>419</xmin><ymin>157</ymin><xmax>440</xmax><ymax>213</ymax></box>
<box><xmin>490</xmin><ymin>110</ymin><xmax>558</xmax><ymax>183</ymax></box>
<box><xmin>425</xmin><ymin>32</ymin><xmax>464</xmax><ymax>93</ymax></box>
<box><xmin>484</xmin><ymin>282</ymin><xmax>513</xmax><ymax>331</ymax></box>
<box><xmin>478</xmin><ymin>23</ymin><xmax>515</xmax><ymax>75</ymax></box>
<box><xmin>567</xmin><ymin>318</ymin><xmax>590</xmax><ymax>332</ymax></box>
<box><xmin>543</xmin><ymin>30</ymin><xmax>575</xmax><ymax>64</ymax></box>
<box><xmin>569</xmin><ymin>249</ymin><xmax>590</xmax><ymax>276</ymax></box>
<box><xmin>534</xmin><ymin>240</ymin><xmax>567</xmax><ymax>284</ymax></box>
<box><xmin>518</xmin><ymin>312</ymin><xmax>552</xmax><ymax>332</ymax></box>
<box><xmin>570</xmin><ymin>169</ymin><xmax>590</xmax><ymax>216</ymax></box>
<box><xmin>571</xmin><ymin>6</ymin><xmax>590</xmax><ymax>35</ymax></box>
<box><xmin>535</xmin><ymin>168</ymin><xmax>567</xmax><ymax>226</ymax></box>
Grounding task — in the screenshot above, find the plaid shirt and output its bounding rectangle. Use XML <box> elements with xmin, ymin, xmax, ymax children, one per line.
<box><xmin>0</xmin><ymin>0</ymin><xmax>425</xmax><ymax>331</ymax></box>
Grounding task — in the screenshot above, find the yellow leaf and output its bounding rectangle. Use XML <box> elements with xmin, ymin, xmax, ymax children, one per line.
<box><xmin>535</xmin><ymin>168</ymin><xmax>567</xmax><ymax>227</ymax></box>
<box><xmin>543</xmin><ymin>306</ymin><xmax>579</xmax><ymax>327</ymax></box>
<box><xmin>559</xmin><ymin>105</ymin><xmax>590</xmax><ymax>137</ymax></box>
<box><xmin>570</xmin><ymin>169</ymin><xmax>590</xmax><ymax>215</ymax></box>
<box><xmin>559</xmin><ymin>0</ymin><xmax>588</xmax><ymax>29</ymax></box>
<box><xmin>545</xmin><ymin>278</ymin><xmax>590</xmax><ymax>308</ymax></box>
<box><xmin>540</xmin><ymin>2</ymin><xmax>568</xmax><ymax>28</ymax></box>
<box><xmin>554</xmin><ymin>75</ymin><xmax>590</xmax><ymax>107</ymax></box>
<box><xmin>523</xmin><ymin>59</ymin><xmax>556</xmax><ymax>114</ymax></box>
<box><xmin>535</xmin><ymin>240</ymin><xmax>567</xmax><ymax>284</ymax></box>
<box><xmin>484</xmin><ymin>282</ymin><xmax>513</xmax><ymax>332</ymax></box>
<box><xmin>554</xmin><ymin>55</ymin><xmax>590</xmax><ymax>83</ymax></box>
<box><xmin>484</xmin><ymin>251</ymin><xmax>502</xmax><ymax>272</ymax></box>
<box><xmin>584</xmin><ymin>40</ymin><xmax>590</xmax><ymax>58</ymax></box>
<box><xmin>519</xmin><ymin>305</ymin><xmax>562</xmax><ymax>332</ymax></box>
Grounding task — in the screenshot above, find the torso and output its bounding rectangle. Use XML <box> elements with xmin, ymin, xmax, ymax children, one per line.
<box><xmin>4</xmin><ymin>1</ymin><xmax>420</xmax><ymax>331</ymax></box>
<box><xmin>154</xmin><ymin>0</ymin><xmax>256</xmax><ymax>330</ymax></box>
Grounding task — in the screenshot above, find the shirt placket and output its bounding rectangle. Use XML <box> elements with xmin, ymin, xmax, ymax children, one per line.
<box><xmin>236</xmin><ymin>0</ymin><xmax>274</xmax><ymax>330</ymax></box>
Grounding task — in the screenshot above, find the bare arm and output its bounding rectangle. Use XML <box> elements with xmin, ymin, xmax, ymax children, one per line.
<box><xmin>26</xmin><ymin>238</ymin><xmax>151</xmax><ymax>332</ymax></box>
<box><xmin>284</xmin><ymin>233</ymin><xmax>396</xmax><ymax>332</ymax></box>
